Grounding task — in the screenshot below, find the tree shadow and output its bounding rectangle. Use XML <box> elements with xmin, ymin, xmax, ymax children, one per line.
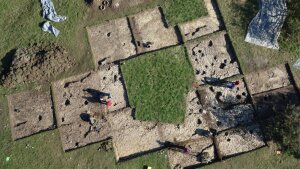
<box><xmin>253</xmin><ymin>86</ymin><xmax>300</xmax><ymax>158</ymax></box>
<box><xmin>231</xmin><ymin>0</ymin><xmax>259</xmax><ymax>34</ymax></box>
<box><xmin>281</xmin><ymin>0</ymin><xmax>300</xmax><ymax>36</ymax></box>
<box><xmin>84</xmin><ymin>0</ymin><xmax>94</xmax><ymax>6</ymax></box>
<box><xmin>0</xmin><ymin>49</ymin><xmax>17</xmax><ymax>84</ymax></box>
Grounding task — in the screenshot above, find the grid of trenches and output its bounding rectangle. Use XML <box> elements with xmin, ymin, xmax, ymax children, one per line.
<box><xmin>5</xmin><ymin>1</ymin><xmax>300</xmax><ymax>169</ymax></box>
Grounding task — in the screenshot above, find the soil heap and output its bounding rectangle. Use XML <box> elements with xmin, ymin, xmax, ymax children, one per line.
<box><xmin>1</xmin><ymin>43</ymin><xmax>75</xmax><ymax>87</ymax></box>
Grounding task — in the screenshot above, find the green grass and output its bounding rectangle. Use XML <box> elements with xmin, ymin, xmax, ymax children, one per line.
<box><xmin>121</xmin><ymin>47</ymin><xmax>194</xmax><ymax>123</ymax></box>
<box><xmin>164</xmin><ymin>0</ymin><xmax>208</xmax><ymax>25</ymax></box>
<box><xmin>202</xmin><ymin>146</ymin><xmax>300</xmax><ymax>169</ymax></box>
<box><xmin>216</xmin><ymin>0</ymin><xmax>300</xmax><ymax>86</ymax></box>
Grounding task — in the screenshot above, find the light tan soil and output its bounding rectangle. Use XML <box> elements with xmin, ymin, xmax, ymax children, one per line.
<box><xmin>179</xmin><ymin>0</ymin><xmax>221</xmax><ymax>41</ymax></box>
<box><xmin>186</xmin><ymin>31</ymin><xmax>240</xmax><ymax>85</ymax></box>
<box><xmin>7</xmin><ymin>90</ymin><xmax>55</xmax><ymax>140</ymax></box>
<box><xmin>245</xmin><ymin>64</ymin><xmax>291</xmax><ymax>95</ymax></box>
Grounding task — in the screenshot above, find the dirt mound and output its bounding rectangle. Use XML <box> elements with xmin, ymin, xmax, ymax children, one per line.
<box><xmin>1</xmin><ymin>43</ymin><xmax>75</xmax><ymax>87</ymax></box>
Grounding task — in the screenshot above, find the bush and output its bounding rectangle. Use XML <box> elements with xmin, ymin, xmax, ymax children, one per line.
<box><xmin>273</xmin><ymin>105</ymin><xmax>300</xmax><ymax>158</ymax></box>
<box><xmin>279</xmin><ymin>0</ymin><xmax>300</xmax><ymax>56</ymax></box>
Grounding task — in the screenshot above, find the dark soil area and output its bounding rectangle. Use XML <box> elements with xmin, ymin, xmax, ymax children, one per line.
<box><xmin>1</xmin><ymin>43</ymin><xmax>75</xmax><ymax>87</ymax></box>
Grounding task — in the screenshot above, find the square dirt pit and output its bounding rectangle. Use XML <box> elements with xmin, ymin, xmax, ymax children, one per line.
<box><xmin>203</xmin><ymin>104</ymin><xmax>255</xmax><ymax>132</ymax></box>
<box><xmin>179</xmin><ymin>0</ymin><xmax>221</xmax><ymax>41</ymax></box>
<box><xmin>158</xmin><ymin>90</ymin><xmax>208</xmax><ymax>143</ymax></box>
<box><xmin>87</xmin><ymin>17</ymin><xmax>136</xmax><ymax>67</ymax></box>
<box><xmin>7</xmin><ymin>90</ymin><xmax>54</xmax><ymax>140</ymax></box>
<box><xmin>59</xmin><ymin>118</ymin><xmax>111</xmax><ymax>151</ymax></box>
<box><xmin>253</xmin><ymin>85</ymin><xmax>300</xmax><ymax>120</ymax></box>
<box><xmin>198</xmin><ymin>79</ymin><xmax>249</xmax><ymax>108</ymax></box>
<box><xmin>167</xmin><ymin>137</ymin><xmax>215</xmax><ymax>169</ymax></box>
<box><xmin>52</xmin><ymin>64</ymin><xmax>127</xmax><ymax>127</ymax></box>
<box><xmin>245</xmin><ymin>64</ymin><xmax>291</xmax><ymax>95</ymax></box>
<box><xmin>107</xmin><ymin>108</ymin><xmax>162</xmax><ymax>161</ymax></box>
<box><xmin>186</xmin><ymin>31</ymin><xmax>240</xmax><ymax>85</ymax></box>
<box><xmin>129</xmin><ymin>7</ymin><xmax>179</xmax><ymax>54</ymax></box>
<box><xmin>215</xmin><ymin>124</ymin><xmax>265</xmax><ymax>159</ymax></box>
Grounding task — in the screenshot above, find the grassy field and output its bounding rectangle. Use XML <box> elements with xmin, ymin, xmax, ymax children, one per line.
<box><xmin>203</xmin><ymin>145</ymin><xmax>300</xmax><ymax>169</ymax></box>
<box><xmin>121</xmin><ymin>47</ymin><xmax>194</xmax><ymax>123</ymax></box>
<box><xmin>164</xmin><ymin>0</ymin><xmax>208</xmax><ymax>25</ymax></box>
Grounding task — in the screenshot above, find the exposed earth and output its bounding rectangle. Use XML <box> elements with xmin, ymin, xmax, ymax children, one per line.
<box><xmin>1</xmin><ymin>43</ymin><xmax>75</xmax><ymax>87</ymax></box>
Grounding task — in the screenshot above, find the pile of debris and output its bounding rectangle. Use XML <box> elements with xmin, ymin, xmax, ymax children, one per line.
<box><xmin>1</xmin><ymin>43</ymin><xmax>75</xmax><ymax>87</ymax></box>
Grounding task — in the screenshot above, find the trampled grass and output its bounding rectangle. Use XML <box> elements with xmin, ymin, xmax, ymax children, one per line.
<box><xmin>121</xmin><ymin>47</ymin><xmax>194</xmax><ymax>123</ymax></box>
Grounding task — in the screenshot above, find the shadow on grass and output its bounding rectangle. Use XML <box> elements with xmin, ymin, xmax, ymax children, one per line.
<box><xmin>282</xmin><ymin>0</ymin><xmax>300</xmax><ymax>35</ymax></box>
<box><xmin>231</xmin><ymin>0</ymin><xmax>259</xmax><ymax>34</ymax></box>
<box><xmin>0</xmin><ymin>49</ymin><xmax>16</xmax><ymax>84</ymax></box>
<box><xmin>253</xmin><ymin>87</ymin><xmax>300</xmax><ymax>158</ymax></box>
<box><xmin>84</xmin><ymin>0</ymin><xmax>94</xmax><ymax>6</ymax></box>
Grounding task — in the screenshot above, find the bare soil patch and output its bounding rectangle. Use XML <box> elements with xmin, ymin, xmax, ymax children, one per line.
<box><xmin>179</xmin><ymin>0</ymin><xmax>221</xmax><ymax>41</ymax></box>
<box><xmin>158</xmin><ymin>91</ymin><xmax>208</xmax><ymax>143</ymax></box>
<box><xmin>205</xmin><ymin>104</ymin><xmax>255</xmax><ymax>132</ymax></box>
<box><xmin>215</xmin><ymin>124</ymin><xmax>265</xmax><ymax>159</ymax></box>
<box><xmin>245</xmin><ymin>64</ymin><xmax>291</xmax><ymax>95</ymax></box>
<box><xmin>129</xmin><ymin>7</ymin><xmax>179</xmax><ymax>54</ymax></box>
<box><xmin>198</xmin><ymin>79</ymin><xmax>249</xmax><ymax>108</ymax></box>
<box><xmin>52</xmin><ymin>64</ymin><xmax>127</xmax><ymax>126</ymax></box>
<box><xmin>59</xmin><ymin>117</ymin><xmax>111</xmax><ymax>151</ymax></box>
<box><xmin>107</xmin><ymin>108</ymin><xmax>161</xmax><ymax>161</ymax></box>
<box><xmin>252</xmin><ymin>85</ymin><xmax>300</xmax><ymax>120</ymax></box>
<box><xmin>167</xmin><ymin>137</ymin><xmax>215</xmax><ymax>169</ymax></box>
<box><xmin>7</xmin><ymin>90</ymin><xmax>55</xmax><ymax>140</ymax></box>
<box><xmin>87</xmin><ymin>18</ymin><xmax>136</xmax><ymax>67</ymax></box>
<box><xmin>186</xmin><ymin>31</ymin><xmax>240</xmax><ymax>84</ymax></box>
<box><xmin>52</xmin><ymin>64</ymin><xmax>127</xmax><ymax>150</ymax></box>
<box><xmin>1</xmin><ymin>43</ymin><xmax>75</xmax><ymax>87</ymax></box>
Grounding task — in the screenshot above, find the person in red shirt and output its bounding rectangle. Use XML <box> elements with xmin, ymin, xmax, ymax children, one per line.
<box><xmin>100</xmin><ymin>93</ymin><xmax>112</xmax><ymax>109</ymax></box>
<box><xmin>225</xmin><ymin>80</ymin><xmax>240</xmax><ymax>89</ymax></box>
<box><xmin>106</xmin><ymin>98</ymin><xmax>112</xmax><ymax>109</ymax></box>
